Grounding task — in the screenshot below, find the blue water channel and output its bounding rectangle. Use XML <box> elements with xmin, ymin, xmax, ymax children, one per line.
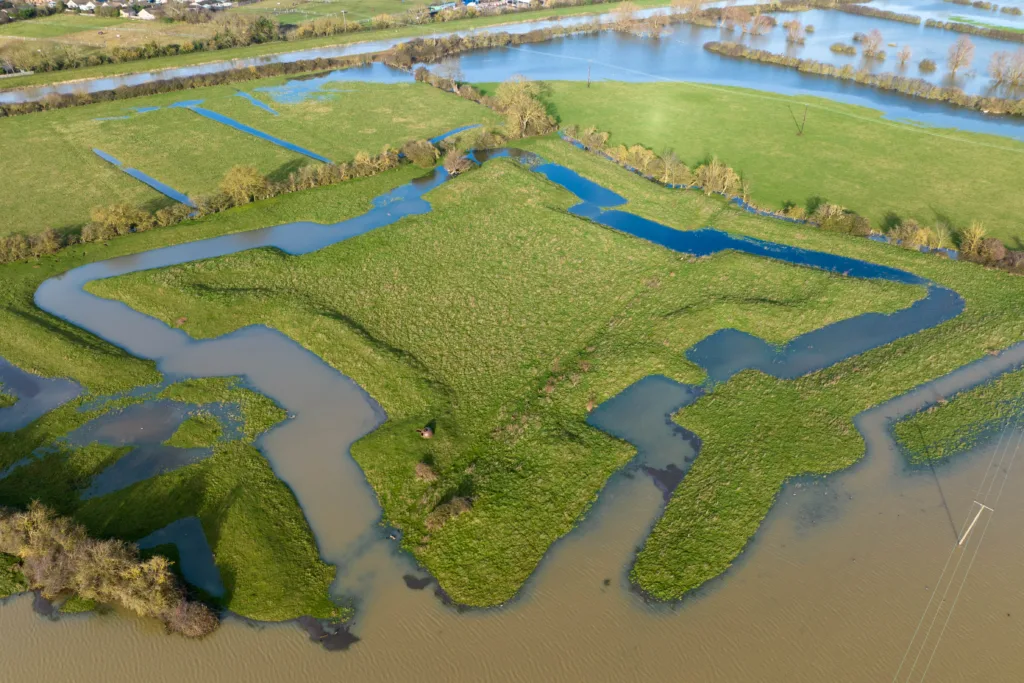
<box><xmin>92</xmin><ymin>148</ymin><xmax>196</xmax><ymax>208</ymax></box>
<box><xmin>2</xmin><ymin>145</ymin><xmax>965</xmax><ymax>604</ymax></box>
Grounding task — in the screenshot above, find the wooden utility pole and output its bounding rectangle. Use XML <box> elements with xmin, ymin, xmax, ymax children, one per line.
<box><xmin>587</xmin><ymin>61</ymin><xmax>591</xmax><ymax>88</ymax></box>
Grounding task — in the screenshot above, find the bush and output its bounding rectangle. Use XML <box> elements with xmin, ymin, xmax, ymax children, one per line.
<box><xmin>401</xmin><ymin>139</ymin><xmax>440</xmax><ymax>168</ymax></box>
<box><xmin>694</xmin><ymin>157</ymin><xmax>741</xmax><ymax>196</ymax></box>
<box><xmin>919</xmin><ymin>58</ymin><xmax>938</xmax><ymax>72</ymax></box>
<box><xmin>0</xmin><ymin>503</ymin><xmax>218</xmax><ymax>638</ymax></box>
<box><xmin>442</xmin><ymin>150</ymin><xmax>474</xmax><ymax>175</ymax></box>
<box><xmin>220</xmin><ymin>165</ymin><xmax>271</xmax><ymax>205</ymax></box>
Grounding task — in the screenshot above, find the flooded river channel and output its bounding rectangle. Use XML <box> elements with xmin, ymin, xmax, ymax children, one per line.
<box><xmin>3</xmin><ymin>144</ymin><xmax>1024</xmax><ymax>681</ymax></box>
<box><xmin>3</xmin><ymin>3</ymin><xmax>1024</xmax><ymax>140</ymax></box>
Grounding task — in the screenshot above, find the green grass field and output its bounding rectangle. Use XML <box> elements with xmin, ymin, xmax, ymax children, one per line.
<box><xmin>0</xmin><ymin>80</ymin><xmax>495</xmax><ymax>236</ymax></box>
<box><xmin>893</xmin><ymin>366</ymin><xmax>1024</xmax><ymax>464</ymax></box>
<box><xmin>229</xmin><ymin>0</ymin><xmax>415</xmax><ymax>24</ymax></box>
<box><xmin>0</xmin><ymin>14</ymin><xmax>128</xmax><ymax>39</ymax></box>
<box><xmin>85</xmin><ymin>141</ymin><xmax>936</xmax><ymax>606</ymax></box>
<box><xmin>541</xmin><ymin>81</ymin><xmax>1024</xmax><ymax>245</ymax></box>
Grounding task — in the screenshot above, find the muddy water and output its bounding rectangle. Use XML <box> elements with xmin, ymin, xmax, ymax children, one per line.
<box><xmin>5</xmin><ymin>361</ymin><xmax>1024</xmax><ymax>682</ymax></box>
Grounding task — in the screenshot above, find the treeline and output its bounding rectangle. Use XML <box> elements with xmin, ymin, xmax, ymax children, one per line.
<box><xmin>82</xmin><ymin>145</ymin><xmax>406</xmax><ymax>242</ymax></box>
<box><xmin>925</xmin><ymin>18</ymin><xmax>1024</xmax><ymax>44</ymax></box>
<box><xmin>705</xmin><ymin>41</ymin><xmax>1024</xmax><ymax>117</ymax></box>
<box><xmin>414</xmin><ymin>69</ymin><xmax>556</xmax><ymax>139</ymax></box>
<box><xmin>836</xmin><ymin>4</ymin><xmax>921</xmax><ymax>24</ymax></box>
<box><xmin>0</xmin><ymin>502</ymin><xmax>218</xmax><ymax>637</ymax></box>
<box><xmin>0</xmin><ymin>16</ymin><xmax>281</xmax><ymax>74</ymax></box>
<box><xmin>0</xmin><ymin>53</ymin><xmax>376</xmax><ymax>118</ymax></box>
<box><xmin>0</xmin><ymin>135</ymin><xmax>465</xmax><ymax>264</ymax></box>
<box><xmin>945</xmin><ymin>0</ymin><xmax>1022</xmax><ymax>11</ymax></box>
<box><xmin>561</xmin><ymin>124</ymin><xmax>880</xmax><ymax>238</ymax></box>
<box><xmin>562</xmin><ymin>123</ymin><xmax>1024</xmax><ymax>273</ymax></box>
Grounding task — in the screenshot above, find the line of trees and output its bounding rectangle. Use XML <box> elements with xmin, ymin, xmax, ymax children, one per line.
<box><xmin>0</xmin><ymin>52</ymin><xmax>376</xmax><ymax>118</ymax></box>
<box><xmin>0</xmin><ymin>138</ymin><xmax>440</xmax><ymax>264</ymax></box>
<box><xmin>704</xmin><ymin>41</ymin><xmax>1024</xmax><ymax>117</ymax></box>
<box><xmin>0</xmin><ymin>15</ymin><xmax>281</xmax><ymax>74</ymax></box>
<box><xmin>0</xmin><ymin>502</ymin><xmax>218</xmax><ymax>638</ymax></box>
<box><xmin>925</xmin><ymin>18</ymin><xmax>1024</xmax><ymax>44</ymax></box>
<box><xmin>561</xmin><ymin>122</ymin><xmax>1024</xmax><ymax>272</ymax></box>
<box><xmin>837</xmin><ymin>4</ymin><xmax>921</xmax><ymax>24</ymax></box>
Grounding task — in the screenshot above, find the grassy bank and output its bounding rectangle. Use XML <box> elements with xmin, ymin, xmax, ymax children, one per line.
<box><xmin>892</xmin><ymin>366</ymin><xmax>1024</xmax><ymax>463</ymax></box>
<box><xmin>87</xmin><ymin>142</ymin><xmax>925</xmax><ymax>606</ymax></box>
<box><xmin>540</xmin><ymin>81</ymin><xmax>1024</xmax><ymax>245</ymax></box>
<box><xmin>0</xmin><ymin>81</ymin><xmax>494</xmax><ymax>236</ymax></box>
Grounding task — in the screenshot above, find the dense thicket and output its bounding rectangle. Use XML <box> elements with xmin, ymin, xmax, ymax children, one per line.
<box><xmin>0</xmin><ymin>502</ymin><xmax>218</xmax><ymax>637</ymax></box>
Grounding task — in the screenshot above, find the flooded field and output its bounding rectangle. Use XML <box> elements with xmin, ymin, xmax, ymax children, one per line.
<box><xmin>3</xmin><ymin>3</ymin><xmax>1024</xmax><ymax>139</ymax></box>
<box><xmin>4</xmin><ymin>388</ymin><xmax>1023</xmax><ymax>682</ymax></box>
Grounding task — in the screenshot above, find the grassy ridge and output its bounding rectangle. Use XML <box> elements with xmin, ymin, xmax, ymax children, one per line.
<box><xmin>87</xmin><ymin>149</ymin><xmax>924</xmax><ymax>606</ymax></box>
<box><xmin>541</xmin><ymin>81</ymin><xmax>1024</xmax><ymax>244</ymax></box>
<box><xmin>893</xmin><ymin>366</ymin><xmax>1024</xmax><ymax>463</ymax></box>
<box><xmin>0</xmin><ymin>81</ymin><xmax>494</xmax><ymax>236</ymax></box>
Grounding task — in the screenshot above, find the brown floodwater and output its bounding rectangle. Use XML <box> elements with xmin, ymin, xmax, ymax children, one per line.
<box><xmin>4</xmin><ymin>365</ymin><xmax>1024</xmax><ymax>682</ymax></box>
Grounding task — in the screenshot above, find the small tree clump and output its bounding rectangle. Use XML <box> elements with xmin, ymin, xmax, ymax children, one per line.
<box><xmin>495</xmin><ymin>75</ymin><xmax>556</xmax><ymax>139</ymax></box>
<box><xmin>220</xmin><ymin>165</ymin><xmax>271</xmax><ymax>205</ymax></box>
<box><xmin>957</xmin><ymin>221</ymin><xmax>987</xmax><ymax>256</ymax></box>
<box><xmin>693</xmin><ymin>157</ymin><xmax>741</xmax><ymax>196</ymax></box>
<box><xmin>0</xmin><ymin>502</ymin><xmax>218</xmax><ymax>638</ymax></box>
<box><xmin>919</xmin><ymin>58</ymin><xmax>937</xmax><ymax>73</ymax></box>
<box><xmin>442</xmin><ymin>150</ymin><xmax>473</xmax><ymax>176</ymax></box>
<box><xmin>401</xmin><ymin>139</ymin><xmax>440</xmax><ymax>168</ymax></box>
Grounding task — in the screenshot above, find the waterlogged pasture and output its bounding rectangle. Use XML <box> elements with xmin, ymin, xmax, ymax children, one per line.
<box><xmin>542</xmin><ymin>81</ymin><xmax>1024</xmax><ymax>243</ymax></box>
<box><xmin>0</xmin><ymin>80</ymin><xmax>494</xmax><ymax>236</ymax></box>
<box><xmin>86</xmin><ymin>150</ymin><xmax>934</xmax><ymax>605</ymax></box>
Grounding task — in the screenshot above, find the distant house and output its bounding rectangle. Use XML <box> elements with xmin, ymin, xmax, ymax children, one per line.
<box><xmin>65</xmin><ymin>0</ymin><xmax>80</xmax><ymax>8</ymax></box>
<box><xmin>79</xmin><ymin>1</ymin><xmax>96</xmax><ymax>10</ymax></box>
<box><xmin>136</xmin><ymin>7</ymin><xmax>155</xmax><ymax>18</ymax></box>
<box><xmin>119</xmin><ymin>6</ymin><xmax>135</xmax><ymax>16</ymax></box>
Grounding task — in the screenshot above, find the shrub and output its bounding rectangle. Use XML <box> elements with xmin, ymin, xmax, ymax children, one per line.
<box><xmin>694</xmin><ymin>157</ymin><xmax>741</xmax><ymax>196</ymax></box>
<box><xmin>919</xmin><ymin>58</ymin><xmax>938</xmax><ymax>72</ymax></box>
<box><xmin>401</xmin><ymin>139</ymin><xmax>439</xmax><ymax>168</ymax></box>
<box><xmin>957</xmin><ymin>221</ymin><xmax>986</xmax><ymax>255</ymax></box>
<box><xmin>442</xmin><ymin>150</ymin><xmax>474</xmax><ymax>175</ymax></box>
<box><xmin>220</xmin><ymin>165</ymin><xmax>271</xmax><ymax>205</ymax></box>
<box><xmin>0</xmin><ymin>502</ymin><xmax>218</xmax><ymax>638</ymax></box>
<box><xmin>830</xmin><ymin>43</ymin><xmax>857</xmax><ymax>55</ymax></box>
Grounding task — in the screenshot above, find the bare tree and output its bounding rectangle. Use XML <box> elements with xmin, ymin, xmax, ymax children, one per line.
<box><xmin>897</xmin><ymin>45</ymin><xmax>912</xmax><ymax>67</ymax></box>
<box><xmin>436</xmin><ymin>58</ymin><xmax>463</xmax><ymax>92</ymax></box>
<box><xmin>947</xmin><ymin>36</ymin><xmax>975</xmax><ymax>75</ymax></box>
<box><xmin>989</xmin><ymin>48</ymin><xmax>1024</xmax><ymax>86</ymax></box>
<box><xmin>612</xmin><ymin>1</ymin><xmax>638</xmax><ymax>30</ymax></box>
<box><xmin>861</xmin><ymin>28</ymin><xmax>884</xmax><ymax>57</ymax></box>
<box><xmin>723</xmin><ymin>6</ymin><xmax>752</xmax><ymax>31</ymax></box>
<box><xmin>784</xmin><ymin>19</ymin><xmax>805</xmax><ymax>44</ymax></box>
<box><xmin>750</xmin><ymin>14</ymin><xmax>774</xmax><ymax>36</ymax></box>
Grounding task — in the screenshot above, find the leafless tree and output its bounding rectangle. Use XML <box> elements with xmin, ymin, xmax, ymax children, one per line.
<box><xmin>750</xmin><ymin>14</ymin><xmax>774</xmax><ymax>36</ymax></box>
<box><xmin>988</xmin><ymin>48</ymin><xmax>1024</xmax><ymax>86</ymax></box>
<box><xmin>861</xmin><ymin>29</ymin><xmax>884</xmax><ymax>57</ymax></box>
<box><xmin>784</xmin><ymin>19</ymin><xmax>805</xmax><ymax>44</ymax></box>
<box><xmin>897</xmin><ymin>45</ymin><xmax>912</xmax><ymax>67</ymax></box>
<box><xmin>947</xmin><ymin>36</ymin><xmax>975</xmax><ymax>75</ymax></box>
